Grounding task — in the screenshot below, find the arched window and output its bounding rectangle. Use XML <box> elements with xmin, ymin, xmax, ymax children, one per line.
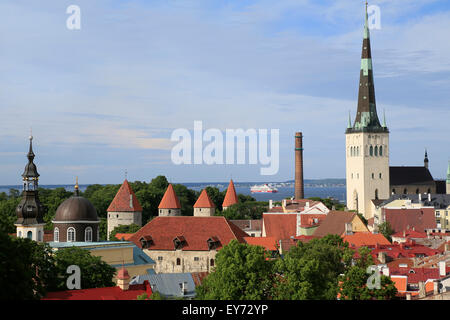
<box><xmin>427</xmin><ymin>188</ymin><xmax>431</xmax><ymax>194</ymax></box>
<box><xmin>392</xmin><ymin>188</ymin><xmax>396</xmax><ymax>194</ymax></box>
<box><xmin>27</xmin><ymin>231</ymin><xmax>32</xmax><ymax>239</ymax></box>
<box><xmin>416</xmin><ymin>189</ymin><xmax>419</xmax><ymax>194</ymax></box>
<box><xmin>375</xmin><ymin>189</ymin><xmax>379</xmax><ymax>200</ymax></box>
<box><xmin>38</xmin><ymin>230</ymin><xmax>42</xmax><ymax>242</ymax></box>
<box><xmin>372</xmin><ymin>173</ymin><xmax>375</xmax><ymax>179</ymax></box>
<box><xmin>210</xmin><ymin>259</ymin><xmax>215</xmax><ymax>267</ymax></box>
<box><xmin>54</xmin><ymin>227</ymin><xmax>59</xmax><ymax>242</ymax></box>
<box><xmin>357</xmin><ymin>146</ymin><xmax>360</xmax><ymax>156</ymax></box>
<box><xmin>67</xmin><ymin>227</ymin><xmax>76</xmax><ymax>242</ymax></box>
<box><xmin>403</xmin><ymin>188</ymin><xmax>408</xmax><ymax>195</ymax></box>
<box><xmin>85</xmin><ymin>227</ymin><xmax>93</xmax><ymax>242</ymax></box>
<box><xmin>379</xmin><ymin>173</ymin><xmax>382</xmax><ymax>179</ymax></box>
<box><xmin>370</xmin><ymin>146</ymin><xmax>373</xmax><ymax>156</ymax></box>
<box><xmin>176</xmin><ymin>258</ymin><xmax>181</xmax><ymax>266</ymax></box>
<box><xmin>374</xmin><ymin>146</ymin><xmax>378</xmax><ymax>156</ymax></box>
<box><xmin>379</xmin><ymin>146</ymin><xmax>383</xmax><ymax>156</ymax></box>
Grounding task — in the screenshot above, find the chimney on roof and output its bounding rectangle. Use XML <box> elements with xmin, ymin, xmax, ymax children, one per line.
<box><xmin>344</xmin><ymin>223</ymin><xmax>353</xmax><ymax>235</ymax></box>
<box><xmin>418</xmin><ymin>193</ymin><xmax>422</xmax><ymax>202</ymax></box>
<box><xmin>305</xmin><ymin>201</ymin><xmax>310</xmax><ymax>209</ymax></box>
<box><xmin>418</xmin><ymin>281</ymin><xmax>426</xmax><ymax>298</ymax></box>
<box><xmin>439</xmin><ymin>261</ymin><xmax>446</xmax><ymax>277</ymax></box>
<box><xmin>294</xmin><ymin>132</ymin><xmax>305</xmax><ymax>200</ymax></box>
<box><xmin>378</xmin><ymin>252</ymin><xmax>386</xmax><ymax>264</ymax></box>
<box><xmin>428</xmin><ymin>193</ymin><xmax>431</xmax><ymax>202</ymax></box>
<box><xmin>117</xmin><ymin>267</ymin><xmax>130</xmax><ymax>291</ymax></box>
<box><xmin>269</xmin><ymin>199</ymin><xmax>273</xmax><ymax>210</ymax></box>
<box><xmin>282</xmin><ymin>199</ymin><xmax>287</xmax><ymax>208</ymax></box>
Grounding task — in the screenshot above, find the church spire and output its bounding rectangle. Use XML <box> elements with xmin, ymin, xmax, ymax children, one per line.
<box><xmin>347</xmin><ymin>2</ymin><xmax>387</xmax><ymax>133</ymax></box>
<box><xmin>424</xmin><ymin>149</ymin><xmax>429</xmax><ymax>169</ymax></box>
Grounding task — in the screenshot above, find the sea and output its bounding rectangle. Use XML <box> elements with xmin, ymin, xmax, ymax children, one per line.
<box><xmin>0</xmin><ymin>183</ymin><xmax>346</xmax><ymax>203</ymax></box>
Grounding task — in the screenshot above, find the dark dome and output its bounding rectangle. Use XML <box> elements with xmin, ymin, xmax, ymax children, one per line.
<box><xmin>54</xmin><ymin>196</ymin><xmax>98</xmax><ymax>222</ymax></box>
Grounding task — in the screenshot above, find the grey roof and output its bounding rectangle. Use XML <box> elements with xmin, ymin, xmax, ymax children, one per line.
<box><xmin>379</xmin><ymin>194</ymin><xmax>450</xmax><ymax>209</ymax></box>
<box><xmin>389</xmin><ymin>166</ymin><xmax>434</xmax><ymax>186</ymax></box>
<box><xmin>130</xmin><ymin>272</ymin><xmax>196</xmax><ymax>298</ymax></box>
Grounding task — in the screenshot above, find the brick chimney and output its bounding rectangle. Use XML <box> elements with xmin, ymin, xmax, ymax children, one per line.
<box><xmin>439</xmin><ymin>261</ymin><xmax>446</xmax><ymax>277</ymax></box>
<box><xmin>294</xmin><ymin>132</ymin><xmax>304</xmax><ymax>200</ymax></box>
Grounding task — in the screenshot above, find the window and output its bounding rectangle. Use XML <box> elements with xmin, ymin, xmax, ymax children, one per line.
<box><xmin>38</xmin><ymin>230</ymin><xmax>42</xmax><ymax>241</ymax></box>
<box><xmin>169</xmin><ymin>209</ymin><xmax>171</xmax><ymax>214</ymax></box>
<box><xmin>18</xmin><ymin>231</ymin><xmax>22</xmax><ymax>238</ymax></box>
<box><xmin>67</xmin><ymin>227</ymin><xmax>76</xmax><ymax>242</ymax></box>
<box><xmin>379</xmin><ymin>146</ymin><xmax>383</xmax><ymax>156</ymax></box>
<box><xmin>375</xmin><ymin>189</ymin><xmax>379</xmax><ymax>200</ymax></box>
<box><xmin>392</xmin><ymin>188</ymin><xmax>396</xmax><ymax>194</ymax></box>
<box><xmin>372</xmin><ymin>173</ymin><xmax>375</xmax><ymax>179</ymax></box>
<box><xmin>85</xmin><ymin>227</ymin><xmax>93</xmax><ymax>242</ymax></box>
<box><xmin>158</xmin><ymin>256</ymin><xmax>163</xmax><ymax>261</ymax></box>
<box><xmin>403</xmin><ymin>188</ymin><xmax>407</xmax><ymax>194</ymax></box>
<box><xmin>27</xmin><ymin>231</ymin><xmax>32</xmax><ymax>239</ymax></box>
<box><xmin>416</xmin><ymin>189</ymin><xmax>419</xmax><ymax>194</ymax></box>
<box><xmin>194</xmin><ymin>257</ymin><xmax>200</xmax><ymax>261</ymax></box>
<box><xmin>374</xmin><ymin>146</ymin><xmax>378</xmax><ymax>156</ymax></box>
<box><xmin>54</xmin><ymin>228</ymin><xmax>59</xmax><ymax>242</ymax></box>
<box><xmin>379</xmin><ymin>173</ymin><xmax>382</xmax><ymax>179</ymax></box>
<box><xmin>210</xmin><ymin>259</ymin><xmax>215</xmax><ymax>267</ymax></box>
<box><xmin>176</xmin><ymin>258</ymin><xmax>181</xmax><ymax>266</ymax></box>
<box><xmin>370</xmin><ymin>146</ymin><xmax>373</xmax><ymax>156</ymax></box>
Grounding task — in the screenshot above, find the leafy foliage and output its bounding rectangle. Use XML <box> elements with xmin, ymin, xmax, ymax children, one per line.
<box><xmin>378</xmin><ymin>221</ymin><xmax>395</xmax><ymax>243</ymax></box>
<box><xmin>109</xmin><ymin>223</ymin><xmax>141</xmax><ymax>241</ymax></box>
<box><xmin>196</xmin><ymin>240</ymin><xmax>275</xmax><ymax>300</ymax></box>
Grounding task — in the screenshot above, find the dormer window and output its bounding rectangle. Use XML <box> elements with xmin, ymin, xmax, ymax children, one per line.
<box><xmin>207</xmin><ymin>236</ymin><xmax>221</xmax><ymax>250</ymax></box>
<box><xmin>140</xmin><ymin>235</ymin><xmax>153</xmax><ymax>249</ymax></box>
<box><xmin>173</xmin><ymin>236</ymin><xmax>186</xmax><ymax>250</ymax></box>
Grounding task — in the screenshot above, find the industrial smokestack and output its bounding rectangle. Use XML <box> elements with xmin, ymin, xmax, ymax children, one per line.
<box><xmin>295</xmin><ymin>132</ymin><xmax>304</xmax><ymax>200</ymax></box>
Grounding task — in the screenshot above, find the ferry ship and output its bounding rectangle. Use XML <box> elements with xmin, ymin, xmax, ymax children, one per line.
<box><xmin>250</xmin><ymin>184</ymin><xmax>278</xmax><ymax>193</ymax></box>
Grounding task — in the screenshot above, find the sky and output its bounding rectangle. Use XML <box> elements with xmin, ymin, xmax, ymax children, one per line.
<box><xmin>0</xmin><ymin>0</ymin><xmax>449</xmax><ymax>184</ymax></box>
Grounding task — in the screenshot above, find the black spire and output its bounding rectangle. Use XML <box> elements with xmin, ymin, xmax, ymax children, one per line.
<box><xmin>424</xmin><ymin>149</ymin><xmax>429</xmax><ymax>168</ymax></box>
<box><xmin>16</xmin><ymin>135</ymin><xmax>45</xmax><ymax>225</ymax></box>
<box><xmin>347</xmin><ymin>2</ymin><xmax>388</xmax><ymax>134</ymax></box>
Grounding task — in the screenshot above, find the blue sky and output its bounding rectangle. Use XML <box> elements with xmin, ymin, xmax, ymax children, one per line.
<box><xmin>1</xmin><ymin>0</ymin><xmax>449</xmax><ymax>184</ymax></box>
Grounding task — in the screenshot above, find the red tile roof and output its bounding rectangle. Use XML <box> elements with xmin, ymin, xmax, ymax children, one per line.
<box><xmin>107</xmin><ymin>179</ymin><xmax>143</xmax><ymax>212</ymax></box>
<box><xmin>343</xmin><ymin>232</ymin><xmax>391</xmax><ymax>247</ymax></box>
<box><xmin>262</xmin><ymin>213</ymin><xmax>297</xmax><ymax>241</ymax></box>
<box><xmin>313</xmin><ymin>211</ymin><xmax>357</xmax><ymax>238</ymax></box>
<box><xmin>128</xmin><ymin>216</ymin><xmax>248</xmax><ymax>251</ymax></box>
<box><xmin>244</xmin><ymin>236</ymin><xmax>278</xmax><ymax>251</ymax></box>
<box><xmin>299</xmin><ymin>214</ymin><xmax>327</xmax><ymax>227</ymax></box>
<box><xmin>194</xmin><ymin>189</ymin><xmax>215</xmax><ymax>208</ymax></box>
<box><xmin>191</xmin><ymin>272</ymin><xmax>209</xmax><ymax>287</ymax></box>
<box><xmin>43</xmin><ymin>281</ymin><xmax>152</xmax><ymax>300</ymax></box>
<box><xmin>114</xmin><ymin>233</ymin><xmax>135</xmax><ymax>241</ymax></box>
<box><xmin>369</xmin><ymin>242</ymin><xmax>440</xmax><ymax>260</ymax></box>
<box><xmin>392</xmin><ymin>228</ymin><xmax>427</xmax><ymax>239</ymax></box>
<box><xmin>389</xmin><ymin>267</ymin><xmax>449</xmax><ymax>284</ymax></box>
<box><xmin>222</xmin><ymin>180</ymin><xmax>238</xmax><ymax>208</ymax></box>
<box><xmin>158</xmin><ymin>184</ymin><xmax>181</xmax><ymax>209</ymax></box>
<box><xmin>268</xmin><ymin>199</ymin><xmax>323</xmax><ymax>213</ymax></box>
<box><xmin>383</xmin><ymin>208</ymin><xmax>436</xmax><ymax>233</ymax></box>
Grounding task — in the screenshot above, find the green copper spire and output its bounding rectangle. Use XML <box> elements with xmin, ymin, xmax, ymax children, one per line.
<box><xmin>346</xmin><ymin>2</ymin><xmax>387</xmax><ymax>134</ymax></box>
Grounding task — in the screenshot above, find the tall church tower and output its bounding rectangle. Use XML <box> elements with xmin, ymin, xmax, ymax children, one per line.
<box><xmin>346</xmin><ymin>3</ymin><xmax>390</xmax><ymax>219</ymax></box>
<box><xmin>15</xmin><ymin>134</ymin><xmax>46</xmax><ymax>241</ymax></box>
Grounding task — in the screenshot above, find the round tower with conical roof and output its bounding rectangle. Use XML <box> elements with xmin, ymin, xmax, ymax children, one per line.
<box><xmin>222</xmin><ymin>179</ymin><xmax>238</xmax><ymax>210</ymax></box>
<box><xmin>107</xmin><ymin>179</ymin><xmax>143</xmax><ymax>240</ymax></box>
<box><xmin>193</xmin><ymin>189</ymin><xmax>216</xmax><ymax>217</ymax></box>
<box><xmin>15</xmin><ymin>135</ymin><xmax>46</xmax><ymax>242</ymax></box>
<box><xmin>158</xmin><ymin>184</ymin><xmax>181</xmax><ymax>216</ymax></box>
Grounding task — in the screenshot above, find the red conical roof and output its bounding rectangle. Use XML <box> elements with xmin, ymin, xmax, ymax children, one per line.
<box><xmin>222</xmin><ymin>179</ymin><xmax>238</xmax><ymax>208</ymax></box>
<box><xmin>194</xmin><ymin>189</ymin><xmax>216</xmax><ymax>208</ymax></box>
<box><xmin>107</xmin><ymin>179</ymin><xmax>143</xmax><ymax>212</ymax></box>
<box><xmin>158</xmin><ymin>184</ymin><xmax>181</xmax><ymax>209</ymax></box>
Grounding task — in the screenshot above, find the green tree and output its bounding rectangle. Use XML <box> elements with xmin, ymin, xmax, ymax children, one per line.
<box><xmin>338</xmin><ymin>246</ymin><xmax>397</xmax><ymax>300</ymax></box>
<box><xmin>52</xmin><ymin>247</ymin><xmax>116</xmax><ymax>290</ymax></box>
<box><xmin>196</xmin><ymin>240</ymin><xmax>274</xmax><ymax>300</ymax></box>
<box><xmin>109</xmin><ymin>223</ymin><xmax>141</xmax><ymax>241</ymax></box>
<box><xmin>378</xmin><ymin>221</ymin><xmax>394</xmax><ymax>242</ymax></box>
<box><xmin>0</xmin><ymin>232</ymin><xmax>58</xmax><ymax>300</ymax></box>
<box><xmin>273</xmin><ymin>235</ymin><xmax>352</xmax><ymax>300</ymax></box>
<box><xmin>217</xmin><ymin>201</ymin><xmax>268</xmax><ymax>220</ymax></box>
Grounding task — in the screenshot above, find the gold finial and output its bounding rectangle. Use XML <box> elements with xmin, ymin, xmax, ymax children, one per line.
<box><xmin>75</xmin><ymin>176</ymin><xmax>79</xmax><ymax>189</ymax></box>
